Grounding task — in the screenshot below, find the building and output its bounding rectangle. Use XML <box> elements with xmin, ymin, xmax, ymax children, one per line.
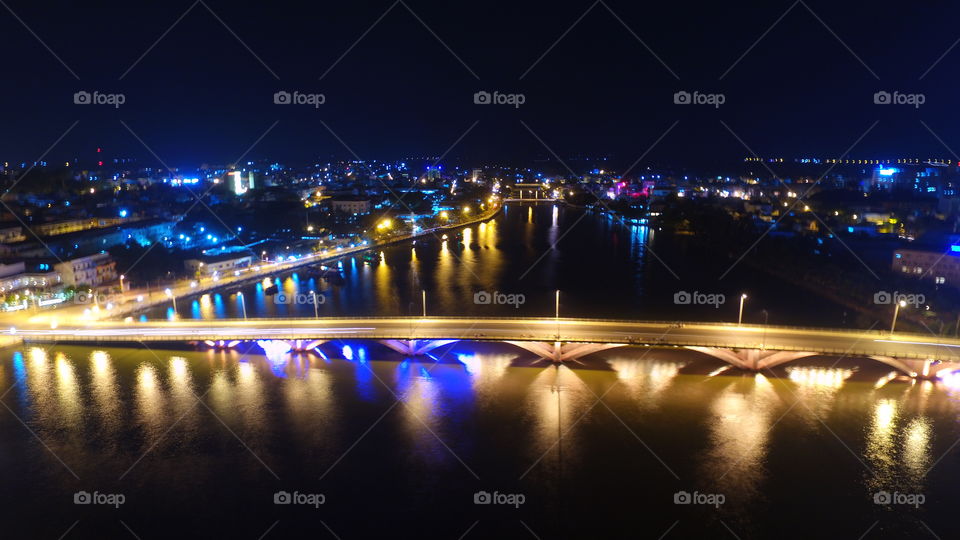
<box><xmin>0</xmin><ymin>261</ymin><xmax>61</xmax><ymax>295</ymax></box>
<box><xmin>330</xmin><ymin>198</ymin><xmax>371</xmax><ymax>215</ymax></box>
<box><xmin>0</xmin><ymin>226</ymin><xmax>25</xmax><ymax>243</ymax></box>
<box><xmin>893</xmin><ymin>248</ymin><xmax>960</xmax><ymax>286</ymax></box>
<box><xmin>185</xmin><ymin>249</ymin><xmax>255</xmax><ymax>277</ymax></box>
<box><xmin>0</xmin><ymin>218</ymin><xmax>177</xmax><ymax>259</ymax></box>
<box><xmin>32</xmin><ymin>216</ymin><xmax>133</xmax><ymax>237</ymax></box>
<box><xmin>55</xmin><ymin>252</ymin><xmax>117</xmax><ymax>287</ymax></box>
<box><xmin>230</xmin><ymin>171</ymin><xmax>255</xmax><ymax>195</ymax></box>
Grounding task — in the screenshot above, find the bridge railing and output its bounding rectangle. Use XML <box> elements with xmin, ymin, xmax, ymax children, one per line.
<box><xmin>91</xmin><ymin>315</ymin><xmax>899</xmax><ymax>337</ymax></box>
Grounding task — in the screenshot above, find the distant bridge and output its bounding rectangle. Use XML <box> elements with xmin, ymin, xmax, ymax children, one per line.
<box><xmin>14</xmin><ymin>317</ymin><xmax>960</xmax><ymax>379</ymax></box>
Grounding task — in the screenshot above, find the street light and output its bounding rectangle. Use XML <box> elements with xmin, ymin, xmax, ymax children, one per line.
<box><xmin>891</xmin><ymin>300</ymin><xmax>907</xmax><ymax>334</ymax></box>
<box><xmin>237</xmin><ymin>291</ymin><xmax>247</xmax><ymax>320</ymax></box>
<box><xmin>164</xmin><ymin>288</ymin><xmax>177</xmax><ymax>314</ymax></box>
<box><xmin>421</xmin><ymin>289</ymin><xmax>427</xmax><ymax>317</ymax></box>
<box><xmin>119</xmin><ymin>274</ymin><xmax>125</xmax><ymax>293</ymax></box>
<box><xmin>738</xmin><ymin>294</ymin><xmax>747</xmax><ymax>325</ymax></box>
<box><xmin>309</xmin><ymin>290</ymin><xmax>319</xmax><ymax>319</ymax></box>
<box><xmin>555</xmin><ymin>290</ymin><xmax>560</xmax><ymax>319</ymax></box>
<box><xmin>761</xmin><ymin>309</ymin><xmax>769</xmax><ymax>349</ymax></box>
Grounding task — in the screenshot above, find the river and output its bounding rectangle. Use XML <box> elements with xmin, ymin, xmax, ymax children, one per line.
<box><xmin>2</xmin><ymin>204</ymin><xmax>957</xmax><ymax>538</ymax></box>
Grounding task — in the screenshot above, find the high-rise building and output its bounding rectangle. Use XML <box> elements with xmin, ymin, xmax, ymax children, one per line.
<box><xmin>230</xmin><ymin>171</ymin><xmax>255</xmax><ymax>194</ymax></box>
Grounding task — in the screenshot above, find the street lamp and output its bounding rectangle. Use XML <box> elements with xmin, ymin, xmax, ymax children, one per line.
<box><xmin>119</xmin><ymin>274</ymin><xmax>125</xmax><ymax>293</ymax></box>
<box><xmin>555</xmin><ymin>289</ymin><xmax>560</xmax><ymax>319</ymax></box>
<box><xmin>891</xmin><ymin>300</ymin><xmax>907</xmax><ymax>334</ymax></box>
<box><xmin>164</xmin><ymin>288</ymin><xmax>177</xmax><ymax>314</ymax></box>
<box><xmin>310</xmin><ymin>290</ymin><xmax>319</xmax><ymax>319</ymax></box>
<box><xmin>761</xmin><ymin>309</ymin><xmax>769</xmax><ymax>349</ymax></box>
<box><xmin>421</xmin><ymin>289</ymin><xmax>427</xmax><ymax>317</ymax></box>
<box><xmin>237</xmin><ymin>291</ymin><xmax>247</xmax><ymax>320</ymax></box>
<box><xmin>738</xmin><ymin>294</ymin><xmax>747</xmax><ymax>325</ymax></box>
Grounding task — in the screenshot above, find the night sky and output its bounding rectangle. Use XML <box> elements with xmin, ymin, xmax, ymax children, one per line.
<box><xmin>1</xmin><ymin>0</ymin><xmax>958</xmax><ymax>170</ymax></box>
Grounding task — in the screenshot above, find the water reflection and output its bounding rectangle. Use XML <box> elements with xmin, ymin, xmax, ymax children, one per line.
<box><xmin>702</xmin><ymin>374</ymin><xmax>779</xmax><ymax>502</ymax></box>
<box><xmin>4</xmin><ymin>344</ymin><xmax>960</xmax><ymax>538</ymax></box>
<box><xmin>89</xmin><ymin>350</ymin><xmax>121</xmax><ymax>432</ymax></box>
<box><xmin>607</xmin><ymin>356</ymin><xmax>684</xmax><ymax>409</ymax></box>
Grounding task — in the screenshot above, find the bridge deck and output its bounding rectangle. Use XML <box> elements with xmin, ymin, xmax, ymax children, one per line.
<box><xmin>13</xmin><ymin>317</ymin><xmax>960</xmax><ymax>362</ymax></box>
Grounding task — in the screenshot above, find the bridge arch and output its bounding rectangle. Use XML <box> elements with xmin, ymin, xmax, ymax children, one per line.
<box><xmin>686</xmin><ymin>347</ymin><xmax>946</xmax><ymax>379</ymax></box>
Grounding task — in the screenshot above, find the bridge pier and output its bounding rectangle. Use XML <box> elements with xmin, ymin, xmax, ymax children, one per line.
<box><xmin>505</xmin><ymin>341</ymin><xmax>626</xmax><ymax>363</ymax></box>
<box><xmin>686</xmin><ymin>347</ymin><xmax>819</xmax><ymax>371</ymax></box>
<box><xmin>286</xmin><ymin>340</ymin><xmax>326</xmax><ymax>353</ymax></box>
<box><xmin>687</xmin><ymin>347</ymin><xmax>950</xmax><ymax>379</ymax></box>
<box><xmin>378</xmin><ymin>339</ymin><xmax>458</xmax><ymax>356</ymax></box>
<box><xmin>868</xmin><ymin>356</ymin><xmax>948</xmax><ymax>379</ymax></box>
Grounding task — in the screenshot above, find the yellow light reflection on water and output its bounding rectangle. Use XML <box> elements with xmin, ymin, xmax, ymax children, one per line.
<box><xmin>54</xmin><ymin>352</ymin><xmax>81</xmax><ymax>424</ymax></box>
<box><xmin>607</xmin><ymin>357</ymin><xmax>684</xmax><ymax>410</ymax></box>
<box><xmin>168</xmin><ymin>356</ymin><xmax>198</xmax><ymax>424</ymax></box>
<box><xmin>702</xmin><ymin>374</ymin><xmax>778</xmax><ymax>501</ymax></box>
<box><xmin>134</xmin><ymin>363</ymin><xmax>167</xmax><ymax>440</ymax></box>
<box><xmin>786</xmin><ymin>366</ymin><xmax>853</xmax><ymax>389</ymax></box>
<box><xmin>90</xmin><ymin>350</ymin><xmax>120</xmax><ymax>430</ymax></box>
<box><xmin>903</xmin><ymin>416</ymin><xmax>931</xmax><ymax>478</ymax></box>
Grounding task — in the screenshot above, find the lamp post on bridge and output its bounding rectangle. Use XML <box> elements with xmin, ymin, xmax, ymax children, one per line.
<box><xmin>738</xmin><ymin>294</ymin><xmax>747</xmax><ymax>326</ymax></box>
<box><xmin>761</xmin><ymin>309</ymin><xmax>769</xmax><ymax>349</ymax></box>
<box><xmin>422</xmin><ymin>290</ymin><xmax>427</xmax><ymax>317</ymax></box>
<box><xmin>309</xmin><ymin>290</ymin><xmax>319</xmax><ymax>319</ymax></box>
<box><xmin>890</xmin><ymin>300</ymin><xmax>907</xmax><ymax>334</ymax></box>
<box><xmin>555</xmin><ymin>290</ymin><xmax>561</xmax><ymax>341</ymax></box>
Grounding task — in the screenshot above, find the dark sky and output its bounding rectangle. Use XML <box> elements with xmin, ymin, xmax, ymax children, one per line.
<box><xmin>1</xmin><ymin>0</ymin><xmax>959</xmax><ymax>171</ymax></box>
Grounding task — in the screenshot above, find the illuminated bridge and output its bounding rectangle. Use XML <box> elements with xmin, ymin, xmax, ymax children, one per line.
<box><xmin>13</xmin><ymin>317</ymin><xmax>960</xmax><ymax>379</ymax></box>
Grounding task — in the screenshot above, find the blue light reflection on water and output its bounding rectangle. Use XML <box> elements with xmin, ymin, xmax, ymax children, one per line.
<box><xmin>213</xmin><ymin>294</ymin><xmax>225</xmax><ymax>318</ymax></box>
<box><xmin>11</xmin><ymin>351</ymin><xmax>28</xmax><ymax>409</ymax></box>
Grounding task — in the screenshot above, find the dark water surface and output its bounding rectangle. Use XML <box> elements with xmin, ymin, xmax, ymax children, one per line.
<box><xmin>4</xmin><ymin>205</ymin><xmax>955</xmax><ymax>538</ymax></box>
<box><xmin>2</xmin><ymin>344</ymin><xmax>959</xmax><ymax>538</ymax></box>
<box><xmin>145</xmin><ymin>204</ymin><xmax>855</xmax><ymax>327</ymax></box>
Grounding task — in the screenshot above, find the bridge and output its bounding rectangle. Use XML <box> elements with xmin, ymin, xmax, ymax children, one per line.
<box><xmin>505</xmin><ymin>183</ymin><xmax>556</xmax><ymax>202</ymax></box>
<box><xmin>12</xmin><ymin>317</ymin><xmax>960</xmax><ymax>379</ymax></box>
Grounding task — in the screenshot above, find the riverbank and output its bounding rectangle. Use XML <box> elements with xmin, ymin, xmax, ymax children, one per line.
<box><xmin>101</xmin><ymin>202</ymin><xmax>505</xmax><ymax>320</ymax></box>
